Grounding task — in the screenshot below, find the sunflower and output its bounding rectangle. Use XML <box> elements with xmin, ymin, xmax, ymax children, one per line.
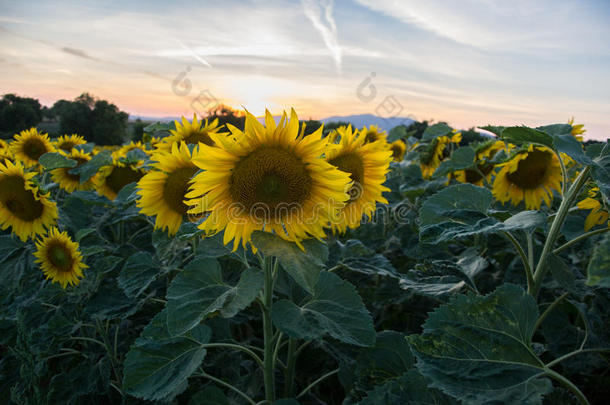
<box><xmin>50</xmin><ymin>149</ymin><xmax>96</xmax><ymax>192</ymax></box>
<box><xmin>0</xmin><ymin>160</ymin><xmax>57</xmax><ymax>241</ymax></box>
<box><xmin>113</xmin><ymin>141</ymin><xmax>148</xmax><ymax>159</ymax></box>
<box><xmin>10</xmin><ymin>128</ymin><xmax>54</xmax><ymax>167</ymax></box>
<box><xmin>0</xmin><ymin>140</ymin><xmax>13</xmax><ymax>163</ymax></box>
<box><xmin>577</xmin><ymin>187</ymin><xmax>609</xmax><ymax>231</ymax></box>
<box><xmin>157</xmin><ymin>115</ymin><xmax>225</xmax><ymax>152</ymax></box>
<box><xmin>326</xmin><ymin>125</ymin><xmax>392</xmax><ymax>233</ymax></box>
<box><xmin>419</xmin><ymin>131</ymin><xmax>461</xmax><ymax>179</ymax></box>
<box><xmin>389</xmin><ymin>140</ymin><xmax>406</xmax><ymax>162</ymax></box>
<box><xmin>454</xmin><ymin>140</ymin><xmax>505</xmax><ymax>186</ymax></box>
<box><xmin>362</xmin><ymin>125</ymin><xmax>387</xmax><ymax>144</ymax></box>
<box><xmin>567</xmin><ymin>117</ymin><xmax>585</xmax><ymax>141</ymax></box>
<box><xmin>34</xmin><ymin>228</ymin><xmax>88</xmax><ymax>288</ymax></box>
<box><xmin>492</xmin><ymin>145</ymin><xmax>562</xmax><ymax>209</ymax></box>
<box><xmin>54</xmin><ymin>134</ymin><xmax>86</xmax><ymax>153</ymax></box>
<box><xmin>96</xmin><ymin>159</ymin><xmax>145</xmax><ymax>200</ymax></box>
<box><xmin>186</xmin><ymin>109</ymin><xmax>352</xmax><ymax>250</ymax></box>
<box><xmin>137</xmin><ymin>142</ymin><xmax>200</xmax><ymax>235</ymax></box>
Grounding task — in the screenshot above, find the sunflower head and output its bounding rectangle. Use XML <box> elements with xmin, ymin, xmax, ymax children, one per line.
<box><xmin>157</xmin><ymin>115</ymin><xmax>225</xmax><ymax>152</ymax></box>
<box><xmin>10</xmin><ymin>128</ymin><xmax>54</xmax><ymax>167</ymax></box>
<box><xmin>0</xmin><ymin>141</ymin><xmax>13</xmax><ymax>163</ymax></box>
<box><xmin>34</xmin><ymin>228</ymin><xmax>88</xmax><ymax>288</ymax></box>
<box><xmin>577</xmin><ymin>187</ymin><xmax>609</xmax><ymax>231</ymax></box>
<box><xmin>0</xmin><ymin>160</ymin><xmax>57</xmax><ymax>241</ymax></box>
<box><xmin>492</xmin><ymin>145</ymin><xmax>562</xmax><ymax>209</ymax></box>
<box><xmin>54</xmin><ymin>134</ymin><xmax>86</xmax><ymax>153</ymax></box>
<box><xmin>137</xmin><ymin>142</ymin><xmax>200</xmax><ymax>235</ymax></box>
<box><xmin>96</xmin><ymin>159</ymin><xmax>146</xmax><ymax>200</ymax></box>
<box><xmin>51</xmin><ymin>149</ymin><xmax>96</xmax><ymax>192</ymax></box>
<box><xmin>390</xmin><ymin>140</ymin><xmax>406</xmax><ymax>162</ymax></box>
<box><xmin>186</xmin><ymin>109</ymin><xmax>352</xmax><ymax>251</ymax></box>
<box><xmin>362</xmin><ymin>125</ymin><xmax>387</xmax><ymax>144</ymax></box>
<box><xmin>419</xmin><ymin>137</ymin><xmax>448</xmax><ymax>178</ymax></box>
<box><xmin>454</xmin><ymin>140</ymin><xmax>506</xmax><ymax>186</ymax></box>
<box><xmin>326</xmin><ymin>125</ymin><xmax>392</xmax><ymax>233</ymax></box>
<box><xmin>567</xmin><ymin>117</ymin><xmax>585</xmax><ymax>141</ymax></box>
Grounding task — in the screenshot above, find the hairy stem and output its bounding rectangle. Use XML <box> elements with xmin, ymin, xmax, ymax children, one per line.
<box><xmin>262</xmin><ymin>256</ymin><xmax>276</xmax><ymax>402</ymax></box>
<box><xmin>284</xmin><ymin>338</ymin><xmax>298</xmax><ymax>397</ymax></box>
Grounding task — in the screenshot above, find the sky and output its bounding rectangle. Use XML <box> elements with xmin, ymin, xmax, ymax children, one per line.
<box><xmin>0</xmin><ymin>0</ymin><xmax>609</xmax><ymax>139</ymax></box>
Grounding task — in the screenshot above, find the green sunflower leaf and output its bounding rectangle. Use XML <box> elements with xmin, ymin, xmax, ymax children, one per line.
<box><xmin>38</xmin><ymin>152</ymin><xmax>77</xmax><ymax>170</ymax></box>
<box><xmin>358</xmin><ymin>369</ymin><xmax>453</xmax><ymax>405</ymax></box>
<box><xmin>501</xmin><ymin>126</ymin><xmax>554</xmax><ymax>148</ymax></box>
<box><xmin>166</xmin><ymin>257</ymin><xmax>264</xmax><ymax>336</ymax></box>
<box><xmin>118</xmin><ymin>251</ymin><xmax>158</xmax><ymax>298</ymax></box>
<box><xmin>122</xmin><ymin>308</ymin><xmax>211</xmax><ymax>401</ymax></box>
<box><xmin>252</xmin><ymin>231</ymin><xmax>328</xmax><ymax>295</ymax></box>
<box><xmin>271</xmin><ymin>271</ymin><xmax>375</xmax><ymax>347</ymax></box>
<box><xmin>432</xmin><ymin>146</ymin><xmax>475</xmax><ymax>178</ymax></box>
<box><xmin>421</xmin><ymin>123</ymin><xmax>453</xmax><ymax>141</ymax></box>
<box><xmin>408</xmin><ymin>284</ymin><xmax>553</xmax><ymax>404</ymax></box>
<box><xmin>587</xmin><ymin>232</ymin><xmax>610</xmax><ymax>287</ymax></box>
<box><xmin>69</xmin><ymin>149</ymin><xmax>112</xmax><ymax>183</ymax></box>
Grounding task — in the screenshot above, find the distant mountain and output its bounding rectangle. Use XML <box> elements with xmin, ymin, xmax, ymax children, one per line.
<box><xmin>131</xmin><ymin>113</ymin><xmax>415</xmax><ymax>133</ymax></box>
<box><xmin>320</xmin><ymin>114</ymin><xmax>414</xmax><ymax>132</ymax></box>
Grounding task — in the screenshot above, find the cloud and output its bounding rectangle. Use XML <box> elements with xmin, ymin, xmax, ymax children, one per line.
<box><xmin>353</xmin><ymin>0</ymin><xmax>608</xmax><ymax>52</ymax></box>
<box><xmin>302</xmin><ymin>0</ymin><xmax>342</xmax><ymax>71</ymax></box>
<box><xmin>60</xmin><ymin>47</ymin><xmax>100</xmax><ymax>61</ymax></box>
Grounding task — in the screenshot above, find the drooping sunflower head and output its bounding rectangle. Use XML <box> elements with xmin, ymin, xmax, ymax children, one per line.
<box><xmin>50</xmin><ymin>149</ymin><xmax>96</xmax><ymax>192</ymax></box>
<box><xmin>577</xmin><ymin>186</ymin><xmax>609</xmax><ymax>231</ymax></box>
<box><xmin>326</xmin><ymin>125</ymin><xmax>392</xmax><ymax>233</ymax></box>
<box><xmin>157</xmin><ymin>115</ymin><xmax>225</xmax><ymax>152</ymax></box>
<box><xmin>54</xmin><ymin>134</ymin><xmax>86</xmax><ymax>153</ymax></box>
<box><xmin>454</xmin><ymin>140</ymin><xmax>506</xmax><ymax>186</ymax></box>
<box><xmin>186</xmin><ymin>109</ymin><xmax>352</xmax><ymax>250</ymax></box>
<box><xmin>96</xmin><ymin>159</ymin><xmax>146</xmax><ymax>201</ymax></box>
<box><xmin>390</xmin><ymin>140</ymin><xmax>406</xmax><ymax>162</ymax></box>
<box><xmin>567</xmin><ymin>117</ymin><xmax>585</xmax><ymax>141</ymax></box>
<box><xmin>492</xmin><ymin>144</ymin><xmax>562</xmax><ymax>209</ymax></box>
<box><xmin>137</xmin><ymin>142</ymin><xmax>201</xmax><ymax>235</ymax></box>
<box><xmin>34</xmin><ymin>228</ymin><xmax>88</xmax><ymax>288</ymax></box>
<box><xmin>0</xmin><ymin>160</ymin><xmax>58</xmax><ymax>241</ymax></box>
<box><xmin>419</xmin><ymin>137</ymin><xmax>449</xmax><ymax>178</ymax></box>
<box><xmin>10</xmin><ymin>128</ymin><xmax>54</xmax><ymax>167</ymax></box>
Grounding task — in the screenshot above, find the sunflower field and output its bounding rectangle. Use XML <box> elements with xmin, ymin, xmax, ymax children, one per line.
<box><xmin>0</xmin><ymin>111</ymin><xmax>609</xmax><ymax>405</ymax></box>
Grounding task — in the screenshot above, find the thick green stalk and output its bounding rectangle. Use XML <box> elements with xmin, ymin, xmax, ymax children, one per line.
<box><xmin>530</xmin><ymin>167</ymin><xmax>590</xmax><ymax>298</ymax></box>
<box><xmin>284</xmin><ymin>338</ymin><xmax>297</xmax><ymax>397</ymax></box>
<box><xmin>262</xmin><ymin>256</ymin><xmax>276</xmax><ymax>402</ymax></box>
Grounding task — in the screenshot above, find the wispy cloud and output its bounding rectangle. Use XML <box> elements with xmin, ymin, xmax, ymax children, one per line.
<box><xmin>302</xmin><ymin>0</ymin><xmax>342</xmax><ymax>72</ymax></box>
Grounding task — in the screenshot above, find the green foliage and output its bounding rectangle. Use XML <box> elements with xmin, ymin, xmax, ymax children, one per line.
<box><xmin>409</xmin><ymin>284</ymin><xmax>553</xmax><ymax>404</ymax></box>
<box><xmin>271</xmin><ymin>271</ymin><xmax>376</xmax><ymax>346</ymax></box>
<box><xmin>52</xmin><ymin>93</ymin><xmax>129</xmax><ymax>145</ymax></box>
<box><xmin>0</xmin><ymin>93</ymin><xmax>42</xmax><ymax>135</ymax></box>
<box><xmin>166</xmin><ymin>257</ymin><xmax>263</xmax><ymax>335</ymax></box>
<box><xmin>587</xmin><ymin>233</ymin><xmax>610</xmax><ymax>287</ymax></box>
<box><xmin>122</xmin><ymin>309</ymin><xmax>212</xmax><ymax>401</ymax></box>
<box><xmin>38</xmin><ymin>152</ymin><xmax>77</xmax><ymax>170</ymax></box>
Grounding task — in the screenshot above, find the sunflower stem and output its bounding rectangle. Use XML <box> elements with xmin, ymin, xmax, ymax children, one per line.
<box><xmin>502</xmin><ymin>231</ymin><xmax>533</xmax><ymax>291</ymax></box>
<box><xmin>544</xmin><ymin>368</ymin><xmax>590</xmax><ymax>405</ymax></box>
<box><xmin>531</xmin><ymin>167</ymin><xmax>590</xmax><ymax>299</ymax></box>
<box><xmin>284</xmin><ymin>338</ymin><xmax>298</xmax><ymax>397</ymax></box>
<box><xmin>553</xmin><ymin>227</ymin><xmax>610</xmax><ymax>255</ymax></box>
<box><xmin>261</xmin><ymin>255</ymin><xmax>276</xmax><ymax>402</ymax></box>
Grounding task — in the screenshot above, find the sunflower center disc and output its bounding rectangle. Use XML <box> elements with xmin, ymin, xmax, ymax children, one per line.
<box><xmin>24</xmin><ymin>138</ymin><xmax>48</xmax><ymax>161</ymax></box>
<box><xmin>183</xmin><ymin>130</ymin><xmax>214</xmax><ymax>147</ymax></box>
<box><xmin>364</xmin><ymin>131</ymin><xmax>378</xmax><ymax>143</ymax></box>
<box><xmin>163</xmin><ymin>166</ymin><xmax>198</xmax><ymax>214</ymax></box>
<box><xmin>230</xmin><ymin>147</ymin><xmax>311</xmax><ymax>218</ymax></box>
<box><xmin>48</xmin><ymin>243</ymin><xmax>73</xmax><ymax>272</ymax></box>
<box><xmin>506</xmin><ymin>150</ymin><xmax>552</xmax><ymax>190</ymax></box>
<box><xmin>59</xmin><ymin>142</ymin><xmax>75</xmax><ymax>152</ymax></box>
<box><xmin>105</xmin><ymin>166</ymin><xmax>143</xmax><ymax>194</ymax></box>
<box><xmin>391</xmin><ymin>144</ymin><xmax>402</xmax><ymax>160</ymax></box>
<box><xmin>328</xmin><ymin>152</ymin><xmax>364</xmax><ymax>201</ymax></box>
<box><xmin>0</xmin><ymin>175</ymin><xmax>44</xmax><ymax>220</ymax></box>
